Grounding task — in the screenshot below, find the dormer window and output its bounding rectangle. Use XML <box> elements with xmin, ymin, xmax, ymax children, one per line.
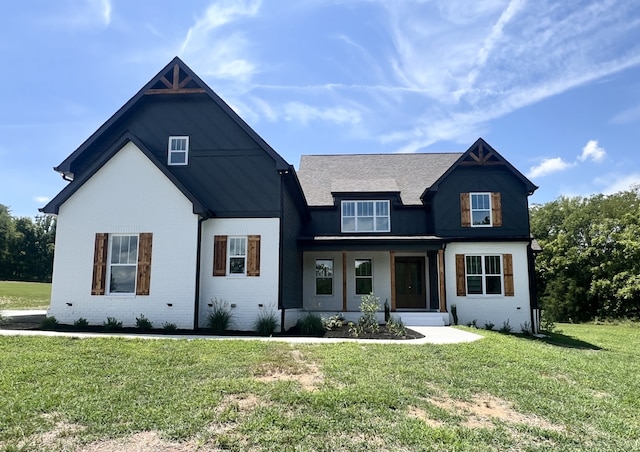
<box><xmin>341</xmin><ymin>200</ymin><xmax>390</xmax><ymax>232</ymax></box>
<box><xmin>168</xmin><ymin>136</ymin><xmax>189</xmax><ymax>165</ymax></box>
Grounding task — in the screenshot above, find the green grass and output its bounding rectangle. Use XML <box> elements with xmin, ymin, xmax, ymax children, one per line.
<box><xmin>0</xmin><ymin>281</ymin><xmax>51</xmax><ymax>310</ymax></box>
<box><xmin>0</xmin><ymin>324</ymin><xmax>639</xmax><ymax>451</ymax></box>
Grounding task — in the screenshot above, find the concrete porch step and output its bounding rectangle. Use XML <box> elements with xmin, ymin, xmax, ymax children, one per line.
<box><xmin>393</xmin><ymin>312</ymin><xmax>448</xmax><ymax>326</ymax></box>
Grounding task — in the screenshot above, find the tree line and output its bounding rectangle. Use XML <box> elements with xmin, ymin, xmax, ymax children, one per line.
<box><xmin>530</xmin><ymin>186</ymin><xmax>640</xmax><ymax>322</ymax></box>
<box><xmin>0</xmin><ymin>204</ymin><xmax>56</xmax><ymax>282</ymax></box>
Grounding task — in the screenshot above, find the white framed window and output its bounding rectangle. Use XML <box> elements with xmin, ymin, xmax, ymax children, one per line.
<box><xmin>228</xmin><ymin>237</ymin><xmax>247</xmax><ymax>275</ymax></box>
<box><xmin>465</xmin><ymin>255</ymin><xmax>502</xmax><ymax>295</ymax></box>
<box><xmin>470</xmin><ymin>193</ymin><xmax>491</xmax><ymax>227</ymax></box>
<box><xmin>341</xmin><ymin>200</ymin><xmax>390</xmax><ymax>232</ymax></box>
<box><xmin>108</xmin><ymin>234</ymin><xmax>138</xmax><ymax>294</ymax></box>
<box><xmin>168</xmin><ymin>136</ymin><xmax>189</xmax><ymax>165</ymax></box>
<box><xmin>315</xmin><ymin>259</ymin><xmax>333</xmax><ymax>295</ymax></box>
<box><xmin>355</xmin><ymin>259</ymin><xmax>373</xmax><ymax>295</ymax></box>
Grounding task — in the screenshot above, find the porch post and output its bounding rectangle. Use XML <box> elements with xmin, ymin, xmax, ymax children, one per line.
<box><xmin>438</xmin><ymin>248</ymin><xmax>447</xmax><ymax>313</ymax></box>
<box><xmin>390</xmin><ymin>251</ymin><xmax>396</xmax><ymax>310</ymax></box>
<box><xmin>342</xmin><ymin>251</ymin><xmax>347</xmax><ymax>312</ymax></box>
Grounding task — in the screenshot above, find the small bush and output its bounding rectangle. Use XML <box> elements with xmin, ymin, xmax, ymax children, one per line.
<box><xmin>384</xmin><ymin>299</ymin><xmax>390</xmax><ymax>322</ymax></box>
<box><xmin>73</xmin><ymin>317</ymin><xmax>89</xmax><ymax>328</ymax></box>
<box><xmin>41</xmin><ymin>316</ymin><xmax>59</xmax><ymax>330</ymax></box>
<box><xmin>467</xmin><ymin>319</ymin><xmax>478</xmax><ymax>328</ymax></box>
<box><xmin>135</xmin><ymin>314</ymin><xmax>153</xmax><ymax>331</ymax></box>
<box><xmin>322</xmin><ymin>313</ymin><xmax>344</xmax><ymax>331</ymax></box>
<box><xmin>297</xmin><ymin>313</ymin><xmax>324</xmax><ymax>336</ymax></box>
<box><xmin>386</xmin><ymin>315</ymin><xmax>407</xmax><ymax>337</ymax></box>
<box><xmin>520</xmin><ymin>321</ymin><xmax>532</xmax><ymax>335</ymax></box>
<box><xmin>350</xmin><ymin>293</ymin><xmax>380</xmax><ymax>337</ymax></box>
<box><xmin>540</xmin><ymin>311</ymin><xmax>556</xmax><ymax>333</ymax></box>
<box><xmin>162</xmin><ymin>322</ymin><xmax>178</xmax><ymax>332</ymax></box>
<box><xmin>483</xmin><ymin>322</ymin><xmax>495</xmax><ymax>331</ymax></box>
<box><xmin>254</xmin><ymin>310</ymin><xmax>278</xmax><ymax>336</ymax></box>
<box><xmin>103</xmin><ymin>317</ymin><xmax>123</xmax><ymax>331</ymax></box>
<box><xmin>499</xmin><ymin>319</ymin><xmax>512</xmax><ymax>333</ymax></box>
<box><xmin>207</xmin><ymin>298</ymin><xmax>233</xmax><ymax>334</ymax></box>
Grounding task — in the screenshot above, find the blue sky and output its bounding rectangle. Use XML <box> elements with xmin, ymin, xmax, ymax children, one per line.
<box><xmin>2</xmin><ymin>0</ymin><xmax>640</xmax><ymax>217</ymax></box>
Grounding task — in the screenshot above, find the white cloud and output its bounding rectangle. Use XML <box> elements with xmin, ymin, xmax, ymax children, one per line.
<box><xmin>579</xmin><ymin>139</ymin><xmax>606</xmax><ymax>163</ymax></box>
<box><xmin>283</xmin><ymin>102</ymin><xmax>361</xmax><ymax>125</ymax></box>
<box><xmin>527</xmin><ymin>157</ymin><xmax>574</xmax><ymax>179</ymax></box>
<box><xmin>611</xmin><ymin>105</ymin><xmax>640</xmax><ymax>124</ymax></box>
<box><xmin>49</xmin><ymin>0</ymin><xmax>112</xmax><ymax>29</ymax></box>
<box><xmin>34</xmin><ymin>196</ymin><xmax>50</xmax><ymax>204</ymax></box>
<box><xmin>599</xmin><ymin>173</ymin><xmax>640</xmax><ymax>195</ymax></box>
<box><xmin>179</xmin><ymin>0</ymin><xmax>261</xmax><ymax>82</ymax></box>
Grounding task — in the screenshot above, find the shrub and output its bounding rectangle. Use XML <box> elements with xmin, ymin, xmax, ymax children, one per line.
<box><xmin>207</xmin><ymin>298</ymin><xmax>233</xmax><ymax>334</ymax></box>
<box><xmin>499</xmin><ymin>319</ymin><xmax>512</xmax><ymax>333</ymax></box>
<box><xmin>103</xmin><ymin>317</ymin><xmax>123</xmax><ymax>331</ymax></box>
<box><xmin>384</xmin><ymin>299</ymin><xmax>391</xmax><ymax>322</ymax></box>
<box><xmin>520</xmin><ymin>321</ymin><xmax>532</xmax><ymax>335</ymax></box>
<box><xmin>386</xmin><ymin>315</ymin><xmax>407</xmax><ymax>337</ymax></box>
<box><xmin>162</xmin><ymin>322</ymin><xmax>177</xmax><ymax>332</ymax></box>
<box><xmin>540</xmin><ymin>311</ymin><xmax>556</xmax><ymax>333</ymax></box>
<box><xmin>483</xmin><ymin>322</ymin><xmax>495</xmax><ymax>331</ymax></box>
<box><xmin>254</xmin><ymin>310</ymin><xmax>278</xmax><ymax>336</ymax></box>
<box><xmin>349</xmin><ymin>293</ymin><xmax>380</xmax><ymax>337</ymax></box>
<box><xmin>41</xmin><ymin>316</ymin><xmax>59</xmax><ymax>330</ymax></box>
<box><xmin>73</xmin><ymin>317</ymin><xmax>89</xmax><ymax>328</ymax></box>
<box><xmin>322</xmin><ymin>313</ymin><xmax>344</xmax><ymax>331</ymax></box>
<box><xmin>135</xmin><ymin>314</ymin><xmax>153</xmax><ymax>331</ymax></box>
<box><xmin>296</xmin><ymin>313</ymin><xmax>324</xmax><ymax>336</ymax></box>
<box><xmin>467</xmin><ymin>319</ymin><xmax>478</xmax><ymax>328</ymax></box>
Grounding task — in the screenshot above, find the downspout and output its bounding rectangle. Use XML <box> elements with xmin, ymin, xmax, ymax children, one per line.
<box><xmin>527</xmin><ymin>242</ymin><xmax>539</xmax><ymax>333</ymax></box>
<box><xmin>193</xmin><ymin>216</ymin><xmax>205</xmax><ymax>331</ymax></box>
<box><xmin>278</xmin><ymin>170</ymin><xmax>287</xmax><ymax>332</ymax></box>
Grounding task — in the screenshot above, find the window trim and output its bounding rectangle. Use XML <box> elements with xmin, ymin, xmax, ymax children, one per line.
<box><xmin>168</xmin><ymin>136</ymin><xmax>189</xmax><ymax>166</ymax></box>
<box><xmin>456</xmin><ymin>253</ymin><xmax>515</xmax><ymax>297</ymax></box>
<box><xmin>470</xmin><ymin>193</ymin><xmax>492</xmax><ymax>228</ymax></box>
<box><xmin>341</xmin><ymin>200</ymin><xmax>390</xmax><ymax>233</ymax></box>
<box><xmin>354</xmin><ymin>258</ymin><xmax>373</xmax><ymax>295</ymax></box>
<box><xmin>227</xmin><ymin>236</ymin><xmax>247</xmax><ymax>276</ymax></box>
<box><xmin>315</xmin><ymin>259</ymin><xmax>334</xmax><ymax>296</ymax></box>
<box><xmin>107</xmin><ymin>234</ymin><xmax>139</xmax><ymax>295</ymax></box>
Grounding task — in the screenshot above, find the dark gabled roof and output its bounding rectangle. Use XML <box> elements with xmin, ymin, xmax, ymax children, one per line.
<box><xmin>54</xmin><ymin>57</ymin><xmax>290</xmax><ymax>179</ymax></box>
<box><xmin>297</xmin><ymin>153</ymin><xmax>461</xmax><ymax>206</ymax></box>
<box><xmin>421</xmin><ymin>138</ymin><xmax>538</xmax><ymax>199</ymax></box>
<box><xmin>41</xmin><ymin>132</ymin><xmax>207</xmax><ymax>215</ymax></box>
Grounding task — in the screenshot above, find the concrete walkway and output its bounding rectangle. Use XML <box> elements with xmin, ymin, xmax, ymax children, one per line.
<box><xmin>0</xmin><ymin>310</ymin><xmax>483</xmax><ymax>345</ymax></box>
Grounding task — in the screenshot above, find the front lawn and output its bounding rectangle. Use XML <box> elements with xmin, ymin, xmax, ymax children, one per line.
<box><xmin>1</xmin><ymin>323</ymin><xmax>638</xmax><ymax>451</ymax></box>
<box><xmin>0</xmin><ymin>280</ymin><xmax>50</xmax><ymax>310</ymax></box>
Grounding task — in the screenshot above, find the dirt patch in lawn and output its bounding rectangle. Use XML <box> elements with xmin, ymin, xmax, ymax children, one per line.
<box><xmin>419</xmin><ymin>393</ymin><xmax>564</xmax><ymax>432</ymax></box>
<box><xmin>254</xmin><ymin>349</ymin><xmax>324</xmax><ymax>391</ymax></box>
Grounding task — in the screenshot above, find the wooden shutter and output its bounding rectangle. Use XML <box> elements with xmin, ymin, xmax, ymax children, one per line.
<box><xmin>460</xmin><ymin>193</ymin><xmax>471</xmax><ymax>227</ymax></box>
<box><xmin>455</xmin><ymin>254</ymin><xmax>466</xmax><ymax>296</ymax></box>
<box><xmin>136</xmin><ymin>233</ymin><xmax>153</xmax><ymax>296</ymax></box>
<box><xmin>213</xmin><ymin>235</ymin><xmax>227</xmax><ymax>276</ymax></box>
<box><xmin>492</xmin><ymin>192</ymin><xmax>502</xmax><ymax>227</ymax></box>
<box><xmin>503</xmin><ymin>253</ymin><xmax>514</xmax><ymax>296</ymax></box>
<box><xmin>91</xmin><ymin>233</ymin><xmax>108</xmax><ymax>295</ymax></box>
<box><xmin>247</xmin><ymin>235</ymin><xmax>261</xmax><ymax>277</ymax></box>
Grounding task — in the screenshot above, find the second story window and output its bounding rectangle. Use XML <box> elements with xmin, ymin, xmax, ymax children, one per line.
<box><xmin>341</xmin><ymin>200</ymin><xmax>390</xmax><ymax>233</ymax></box>
<box><xmin>168</xmin><ymin>136</ymin><xmax>189</xmax><ymax>165</ymax></box>
<box><xmin>471</xmin><ymin>193</ymin><xmax>491</xmax><ymax>226</ymax></box>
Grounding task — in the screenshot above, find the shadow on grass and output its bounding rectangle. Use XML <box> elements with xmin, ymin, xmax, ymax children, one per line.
<box><xmin>512</xmin><ymin>331</ymin><xmax>602</xmax><ymax>350</ymax></box>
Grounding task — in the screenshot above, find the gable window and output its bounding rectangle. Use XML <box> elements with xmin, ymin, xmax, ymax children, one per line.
<box><xmin>455</xmin><ymin>254</ymin><xmax>514</xmax><ymax>297</ymax></box>
<box><xmin>355</xmin><ymin>259</ymin><xmax>373</xmax><ymax>295</ymax></box>
<box><xmin>168</xmin><ymin>136</ymin><xmax>189</xmax><ymax>165</ymax></box>
<box><xmin>91</xmin><ymin>233</ymin><xmax>153</xmax><ymax>296</ymax></box>
<box><xmin>342</xmin><ymin>201</ymin><xmax>390</xmax><ymax>233</ymax></box>
<box><xmin>315</xmin><ymin>259</ymin><xmax>333</xmax><ymax>295</ymax></box>
<box><xmin>460</xmin><ymin>192</ymin><xmax>502</xmax><ymax>227</ymax></box>
<box><xmin>213</xmin><ymin>235</ymin><xmax>261</xmax><ymax>277</ymax></box>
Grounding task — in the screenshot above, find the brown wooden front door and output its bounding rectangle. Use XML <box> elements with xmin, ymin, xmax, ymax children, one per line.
<box><xmin>395</xmin><ymin>257</ymin><xmax>426</xmax><ymax>309</ymax></box>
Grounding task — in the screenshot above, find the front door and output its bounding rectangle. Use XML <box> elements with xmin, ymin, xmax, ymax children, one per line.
<box><xmin>395</xmin><ymin>257</ymin><xmax>426</xmax><ymax>309</ymax></box>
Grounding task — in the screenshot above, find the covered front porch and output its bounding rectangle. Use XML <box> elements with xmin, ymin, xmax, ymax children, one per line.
<box><xmin>301</xmin><ymin>237</ymin><xmax>451</xmax><ymax>326</ymax></box>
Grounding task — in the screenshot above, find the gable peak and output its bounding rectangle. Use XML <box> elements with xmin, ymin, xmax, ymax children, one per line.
<box><xmin>146</xmin><ymin>59</ymin><xmax>206</xmax><ymax>95</ymax></box>
<box><xmin>459</xmin><ymin>138</ymin><xmax>502</xmax><ymax>165</ymax></box>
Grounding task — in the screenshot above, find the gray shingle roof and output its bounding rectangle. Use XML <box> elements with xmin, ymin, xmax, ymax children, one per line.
<box><xmin>297</xmin><ymin>153</ymin><xmax>462</xmax><ymax>206</ymax></box>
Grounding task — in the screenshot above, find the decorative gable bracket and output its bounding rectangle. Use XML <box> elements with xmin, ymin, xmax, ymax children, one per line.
<box><xmin>145</xmin><ymin>63</ymin><xmax>205</xmax><ymax>95</ymax></box>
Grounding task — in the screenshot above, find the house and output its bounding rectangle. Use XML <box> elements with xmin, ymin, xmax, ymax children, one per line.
<box><xmin>42</xmin><ymin>57</ymin><xmax>539</xmax><ymax>332</ymax></box>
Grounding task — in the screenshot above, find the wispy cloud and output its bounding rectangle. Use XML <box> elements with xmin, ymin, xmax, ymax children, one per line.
<box><xmin>527</xmin><ymin>157</ymin><xmax>574</xmax><ymax>179</ymax></box>
<box><xmin>610</xmin><ymin>105</ymin><xmax>640</xmax><ymax>124</ymax></box>
<box><xmin>47</xmin><ymin>0</ymin><xmax>112</xmax><ymax>29</ymax></box>
<box><xmin>283</xmin><ymin>102</ymin><xmax>361</xmax><ymax>125</ymax></box>
<box><xmin>179</xmin><ymin>0</ymin><xmax>261</xmax><ymax>82</ymax></box>
<box><xmin>598</xmin><ymin>173</ymin><xmax>640</xmax><ymax>195</ymax></box>
<box><xmin>579</xmin><ymin>140</ymin><xmax>606</xmax><ymax>163</ymax></box>
<box><xmin>34</xmin><ymin>196</ymin><xmax>50</xmax><ymax>204</ymax></box>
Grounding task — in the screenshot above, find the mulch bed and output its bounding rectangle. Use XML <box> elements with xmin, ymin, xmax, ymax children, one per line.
<box><xmin>1</xmin><ymin>320</ymin><xmax>424</xmax><ymax>340</ymax></box>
